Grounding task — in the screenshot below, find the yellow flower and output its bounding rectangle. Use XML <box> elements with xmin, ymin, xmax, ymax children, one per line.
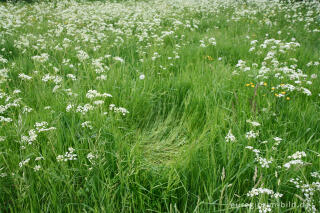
<box><xmin>263</xmin><ymin>82</ymin><xmax>267</xmax><ymax>86</ymax></box>
<box><xmin>251</xmin><ymin>85</ymin><xmax>255</xmax><ymax>88</ymax></box>
<box><xmin>207</xmin><ymin>56</ymin><xmax>213</xmax><ymax>61</ymax></box>
<box><xmin>245</xmin><ymin>83</ymin><xmax>250</xmax><ymax>87</ymax></box>
<box><xmin>281</xmin><ymin>91</ymin><xmax>286</xmax><ymax>95</ymax></box>
<box><xmin>275</xmin><ymin>93</ymin><xmax>279</xmax><ymax>97</ymax></box>
<box><xmin>271</xmin><ymin>87</ymin><xmax>275</xmax><ymax>90</ymax></box>
<box><xmin>286</xmin><ymin>97</ymin><xmax>290</xmax><ymax>100</ymax></box>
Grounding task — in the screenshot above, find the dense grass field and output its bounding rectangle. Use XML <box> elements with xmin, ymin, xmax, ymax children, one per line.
<box><xmin>0</xmin><ymin>0</ymin><xmax>320</xmax><ymax>212</ymax></box>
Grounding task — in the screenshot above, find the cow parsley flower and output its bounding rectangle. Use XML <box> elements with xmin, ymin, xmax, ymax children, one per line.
<box><xmin>113</xmin><ymin>56</ymin><xmax>124</xmax><ymax>63</ymax></box>
<box><xmin>246</xmin><ymin>120</ymin><xmax>261</xmax><ymax>127</ymax></box>
<box><xmin>246</xmin><ymin>130</ymin><xmax>259</xmax><ymax>139</ymax></box>
<box><xmin>34</xmin><ymin>165</ymin><xmax>41</xmax><ymax>171</ymax></box>
<box><xmin>18</xmin><ymin>73</ymin><xmax>32</xmax><ymax>80</ymax></box>
<box><xmin>57</xmin><ymin>147</ymin><xmax>77</xmax><ymax>162</ymax></box>
<box><xmin>81</xmin><ymin>121</ymin><xmax>93</xmax><ymax>129</ymax></box>
<box><xmin>225</xmin><ymin>130</ymin><xmax>236</xmax><ymax>142</ymax></box>
<box><xmin>284</xmin><ymin>160</ymin><xmax>305</xmax><ymax>169</ymax></box>
<box><xmin>258</xmin><ymin>203</ymin><xmax>272</xmax><ymax>213</ymax></box>
<box><xmin>77</xmin><ymin>50</ymin><xmax>89</xmax><ymax>61</ymax></box>
<box><xmin>247</xmin><ymin>187</ymin><xmax>282</xmax><ymax>198</ymax></box>
<box><xmin>19</xmin><ymin>158</ymin><xmax>30</xmax><ymax>168</ymax></box>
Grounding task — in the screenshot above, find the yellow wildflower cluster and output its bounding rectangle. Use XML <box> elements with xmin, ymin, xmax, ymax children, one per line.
<box><xmin>245</xmin><ymin>82</ymin><xmax>255</xmax><ymax>88</ymax></box>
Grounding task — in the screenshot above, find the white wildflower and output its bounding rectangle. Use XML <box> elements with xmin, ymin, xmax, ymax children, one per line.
<box><xmin>34</xmin><ymin>165</ymin><xmax>41</xmax><ymax>171</ymax></box>
<box><xmin>139</xmin><ymin>74</ymin><xmax>145</xmax><ymax>80</ymax></box>
<box><xmin>81</xmin><ymin>121</ymin><xmax>93</xmax><ymax>129</ymax></box>
<box><xmin>246</xmin><ymin>120</ymin><xmax>261</xmax><ymax>127</ymax></box>
<box><xmin>225</xmin><ymin>130</ymin><xmax>236</xmax><ymax>142</ymax></box>
<box><xmin>246</xmin><ymin>130</ymin><xmax>259</xmax><ymax>139</ymax></box>
<box><xmin>19</xmin><ymin>158</ymin><xmax>30</xmax><ymax>168</ymax></box>
<box><xmin>18</xmin><ymin>73</ymin><xmax>32</xmax><ymax>80</ymax></box>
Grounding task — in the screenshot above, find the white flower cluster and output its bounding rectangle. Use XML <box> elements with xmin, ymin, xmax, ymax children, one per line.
<box><xmin>34</xmin><ymin>165</ymin><xmax>41</xmax><ymax>171</ymax></box>
<box><xmin>66</xmin><ymin>74</ymin><xmax>77</xmax><ymax>81</ymax></box>
<box><xmin>0</xmin><ymin>170</ymin><xmax>7</xmax><ymax>177</ymax></box>
<box><xmin>87</xmin><ymin>152</ymin><xmax>96</xmax><ymax>161</ymax></box>
<box><xmin>21</xmin><ymin>121</ymin><xmax>56</xmax><ymax>145</ymax></box>
<box><xmin>246</xmin><ymin>120</ymin><xmax>261</xmax><ymax>127</ymax></box>
<box><xmin>19</xmin><ymin>158</ymin><xmax>30</xmax><ymax>168</ymax></box>
<box><xmin>86</xmin><ymin>90</ymin><xmax>112</xmax><ymax>99</ymax></box>
<box><xmin>225</xmin><ymin>129</ymin><xmax>236</xmax><ymax>142</ymax></box>
<box><xmin>18</xmin><ymin>156</ymin><xmax>43</xmax><ymax>171</ymax></box>
<box><xmin>0</xmin><ymin>68</ymin><xmax>9</xmax><ymax>84</ymax></box>
<box><xmin>64</xmin><ymin>89</ymin><xmax>78</xmax><ymax>97</ymax></box>
<box><xmin>18</xmin><ymin>73</ymin><xmax>32</xmax><ymax>80</ymax></box>
<box><xmin>0</xmin><ymin>116</ymin><xmax>13</xmax><ymax>123</ymax></box>
<box><xmin>42</xmin><ymin>74</ymin><xmax>63</xmax><ymax>84</ymax></box>
<box><xmin>311</xmin><ymin>172</ymin><xmax>320</xmax><ymax>179</ymax></box>
<box><xmin>272</xmin><ymin>137</ymin><xmax>282</xmax><ymax>150</ymax></box>
<box><xmin>66</xmin><ymin>90</ymin><xmax>114</xmax><ymax>115</ymax></box>
<box><xmin>256</xmin><ymin>156</ymin><xmax>273</xmax><ymax>168</ymax></box>
<box><xmin>76</xmin><ymin>104</ymin><xmax>94</xmax><ymax>115</ymax></box>
<box><xmin>77</xmin><ymin>50</ymin><xmax>89</xmax><ymax>61</ymax></box>
<box><xmin>109</xmin><ymin>104</ymin><xmax>129</xmax><ymax>116</ymax></box>
<box><xmin>113</xmin><ymin>56</ymin><xmax>125</xmax><ymax>63</ymax></box>
<box><xmin>35</xmin><ymin>121</ymin><xmax>56</xmax><ymax>132</ymax></box>
<box><xmin>21</xmin><ymin>129</ymin><xmax>37</xmax><ymax>145</ymax></box>
<box><xmin>81</xmin><ymin>121</ymin><xmax>93</xmax><ymax>129</ymax></box>
<box><xmin>288</xmin><ymin>151</ymin><xmax>306</xmax><ymax>159</ymax></box>
<box><xmin>92</xmin><ymin>57</ymin><xmax>109</xmax><ymax>74</ymax></box>
<box><xmin>32</xmin><ymin>53</ymin><xmax>49</xmax><ymax>63</ymax></box>
<box><xmin>96</xmin><ymin>75</ymin><xmax>107</xmax><ymax>80</ymax></box>
<box><xmin>23</xmin><ymin>106</ymin><xmax>33</xmax><ymax>113</ymax></box>
<box><xmin>87</xmin><ymin>152</ymin><xmax>98</xmax><ymax>166</ymax></box>
<box><xmin>290</xmin><ymin>177</ymin><xmax>320</xmax><ymax>213</ymax></box>
<box><xmin>245</xmin><ymin>130</ymin><xmax>259</xmax><ymax>139</ymax></box>
<box><xmin>56</xmin><ymin>147</ymin><xmax>77</xmax><ymax>162</ymax></box>
<box><xmin>200</xmin><ymin>37</ymin><xmax>216</xmax><ymax>47</ymax></box>
<box><xmin>247</xmin><ymin>187</ymin><xmax>283</xmax><ymax>198</ymax></box>
<box><xmin>208</xmin><ymin>37</ymin><xmax>216</xmax><ymax>46</ymax></box>
<box><xmin>258</xmin><ymin>203</ymin><xmax>272</xmax><ymax>213</ymax></box>
<box><xmin>0</xmin><ymin>91</ymin><xmax>21</xmax><ymax>118</ymax></box>
<box><xmin>246</xmin><ymin>146</ymin><xmax>273</xmax><ymax>168</ymax></box>
<box><xmin>283</xmin><ymin>151</ymin><xmax>307</xmax><ymax>169</ymax></box>
<box><xmin>0</xmin><ymin>55</ymin><xmax>8</xmax><ymax>64</ymax></box>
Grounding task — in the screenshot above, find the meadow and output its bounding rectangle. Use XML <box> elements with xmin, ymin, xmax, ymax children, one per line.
<box><xmin>0</xmin><ymin>0</ymin><xmax>320</xmax><ymax>212</ymax></box>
